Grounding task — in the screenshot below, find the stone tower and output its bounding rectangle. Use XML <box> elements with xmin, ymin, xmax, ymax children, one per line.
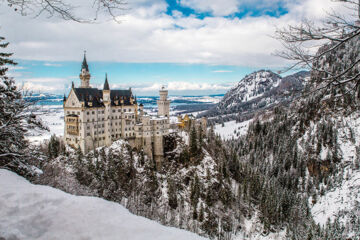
<box><xmin>103</xmin><ymin>73</ymin><xmax>112</xmax><ymax>146</ymax></box>
<box><xmin>157</xmin><ymin>86</ymin><xmax>170</xmax><ymax>117</ymax></box>
<box><xmin>80</xmin><ymin>51</ymin><xmax>91</xmax><ymax>88</ymax></box>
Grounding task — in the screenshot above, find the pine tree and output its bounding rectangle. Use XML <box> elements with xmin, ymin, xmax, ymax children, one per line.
<box><xmin>167</xmin><ymin>178</ymin><xmax>178</xmax><ymax>209</ymax></box>
<box><xmin>0</xmin><ymin>36</ymin><xmax>31</xmax><ymax>176</ymax></box>
<box><xmin>48</xmin><ymin>134</ymin><xmax>60</xmax><ymax>158</ymax></box>
<box><xmin>190</xmin><ymin>126</ymin><xmax>198</xmax><ymax>158</ymax></box>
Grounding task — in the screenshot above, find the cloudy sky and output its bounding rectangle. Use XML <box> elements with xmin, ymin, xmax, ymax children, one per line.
<box><xmin>0</xmin><ymin>0</ymin><xmax>346</xmax><ymax>95</ymax></box>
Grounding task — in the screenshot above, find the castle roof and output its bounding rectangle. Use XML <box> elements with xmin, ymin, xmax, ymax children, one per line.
<box><xmin>81</xmin><ymin>52</ymin><xmax>89</xmax><ymax>72</ymax></box>
<box><xmin>73</xmin><ymin>88</ymin><xmax>133</xmax><ymax>108</ymax></box>
<box><xmin>104</xmin><ymin>73</ymin><xmax>110</xmax><ymax>90</ymax></box>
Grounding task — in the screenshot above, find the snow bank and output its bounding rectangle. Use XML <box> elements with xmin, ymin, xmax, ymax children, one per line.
<box><xmin>0</xmin><ymin>170</ymin><xmax>208</xmax><ymax>240</ymax></box>
<box><xmin>214</xmin><ymin>120</ymin><xmax>251</xmax><ymax>140</ymax></box>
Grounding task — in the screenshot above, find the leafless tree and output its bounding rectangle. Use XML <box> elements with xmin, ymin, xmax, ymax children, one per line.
<box><xmin>275</xmin><ymin>0</ymin><xmax>360</xmax><ymax>96</ymax></box>
<box><xmin>5</xmin><ymin>0</ymin><xmax>127</xmax><ymax>22</ymax></box>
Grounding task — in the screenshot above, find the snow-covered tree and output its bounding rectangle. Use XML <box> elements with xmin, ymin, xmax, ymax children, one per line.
<box><xmin>0</xmin><ymin>36</ymin><xmax>31</xmax><ymax>176</ymax></box>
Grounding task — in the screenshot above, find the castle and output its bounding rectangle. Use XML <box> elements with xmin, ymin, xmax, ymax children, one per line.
<box><xmin>63</xmin><ymin>54</ymin><xmax>170</xmax><ymax>166</ymax></box>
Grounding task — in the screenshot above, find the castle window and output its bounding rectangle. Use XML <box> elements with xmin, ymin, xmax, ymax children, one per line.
<box><xmin>87</xmin><ymin>112</ymin><xmax>89</xmax><ymax>115</ymax></box>
<box><xmin>92</xmin><ymin>111</ymin><xmax>95</xmax><ymax>114</ymax></box>
<box><xmin>112</xmin><ymin>110</ymin><xmax>115</xmax><ymax>113</ymax></box>
<box><xmin>118</xmin><ymin>109</ymin><xmax>121</xmax><ymax>112</ymax></box>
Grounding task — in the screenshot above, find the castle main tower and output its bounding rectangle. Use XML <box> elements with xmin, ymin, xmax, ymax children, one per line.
<box><xmin>80</xmin><ymin>51</ymin><xmax>91</xmax><ymax>88</ymax></box>
<box><xmin>157</xmin><ymin>86</ymin><xmax>170</xmax><ymax>117</ymax></box>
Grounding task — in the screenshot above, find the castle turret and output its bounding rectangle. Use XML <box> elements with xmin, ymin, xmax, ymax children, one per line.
<box><xmin>80</xmin><ymin>51</ymin><xmax>91</xmax><ymax>88</ymax></box>
<box><xmin>103</xmin><ymin>73</ymin><xmax>112</xmax><ymax>146</ymax></box>
<box><xmin>157</xmin><ymin>86</ymin><xmax>170</xmax><ymax>117</ymax></box>
<box><xmin>103</xmin><ymin>73</ymin><xmax>110</xmax><ymax>102</ymax></box>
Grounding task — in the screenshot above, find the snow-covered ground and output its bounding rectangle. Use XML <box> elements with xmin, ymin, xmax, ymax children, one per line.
<box><xmin>214</xmin><ymin>120</ymin><xmax>252</xmax><ymax>140</ymax></box>
<box><xmin>0</xmin><ymin>169</ymin><xmax>208</xmax><ymax>240</ymax></box>
<box><xmin>26</xmin><ymin>105</ymin><xmax>64</xmax><ymax>143</ymax></box>
<box><xmin>311</xmin><ymin>114</ymin><xmax>360</xmax><ymax>227</ymax></box>
<box><xmin>311</xmin><ymin>168</ymin><xmax>360</xmax><ymax>226</ymax></box>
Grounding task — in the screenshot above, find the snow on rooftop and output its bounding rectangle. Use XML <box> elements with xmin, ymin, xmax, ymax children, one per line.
<box><xmin>0</xmin><ymin>169</ymin><xmax>208</xmax><ymax>240</ymax></box>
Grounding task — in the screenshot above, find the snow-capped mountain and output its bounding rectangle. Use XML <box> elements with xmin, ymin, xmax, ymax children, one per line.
<box><xmin>203</xmin><ymin>70</ymin><xmax>309</xmax><ymax>121</ymax></box>
<box><xmin>218</xmin><ymin>70</ymin><xmax>282</xmax><ymax>109</ymax></box>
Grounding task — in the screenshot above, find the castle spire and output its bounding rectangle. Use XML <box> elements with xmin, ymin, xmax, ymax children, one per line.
<box><xmin>80</xmin><ymin>51</ymin><xmax>91</xmax><ymax>88</ymax></box>
<box><xmin>103</xmin><ymin>73</ymin><xmax>110</xmax><ymax>90</ymax></box>
<box><xmin>81</xmin><ymin>50</ymin><xmax>89</xmax><ymax>72</ymax></box>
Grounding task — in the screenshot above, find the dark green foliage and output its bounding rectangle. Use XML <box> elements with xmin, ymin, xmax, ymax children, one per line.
<box><xmin>48</xmin><ymin>135</ymin><xmax>60</xmax><ymax>158</ymax></box>
<box><xmin>190</xmin><ymin>126</ymin><xmax>198</xmax><ymax>157</ymax></box>
<box><xmin>167</xmin><ymin>178</ymin><xmax>178</xmax><ymax>209</ymax></box>
<box><xmin>0</xmin><ymin>36</ymin><xmax>33</xmax><ymax>176</ymax></box>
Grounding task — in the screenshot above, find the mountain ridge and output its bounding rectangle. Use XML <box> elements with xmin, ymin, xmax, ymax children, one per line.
<box><xmin>202</xmin><ymin>70</ymin><xmax>309</xmax><ymax>123</ymax></box>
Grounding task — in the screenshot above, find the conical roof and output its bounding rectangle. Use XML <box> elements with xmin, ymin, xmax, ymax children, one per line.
<box><xmin>81</xmin><ymin>51</ymin><xmax>89</xmax><ymax>72</ymax></box>
<box><xmin>104</xmin><ymin>73</ymin><xmax>110</xmax><ymax>90</ymax></box>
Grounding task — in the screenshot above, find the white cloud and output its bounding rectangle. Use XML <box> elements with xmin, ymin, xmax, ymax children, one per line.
<box><xmin>212</xmin><ymin>70</ymin><xmax>233</xmax><ymax>73</ymax></box>
<box><xmin>134</xmin><ymin>81</ymin><xmax>233</xmax><ymax>92</ymax></box>
<box><xmin>8</xmin><ymin>66</ymin><xmax>26</xmax><ymax>70</ymax></box>
<box><xmin>179</xmin><ymin>0</ymin><xmax>239</xmax><ymax>16</ymax></box>
<box><xmin>0</xmin><ymin>0</ymin><xmax>354</xmax><ymax>68</ymax></box>
<box><xmin>44</xmin><ymin>63</ymin><xmax>62</xmax><ymax>67</ymax></box>
<box><xmin>16</xmin><ymin>78</ymin><xmax>71</xmax><ymax>92</ymax></box>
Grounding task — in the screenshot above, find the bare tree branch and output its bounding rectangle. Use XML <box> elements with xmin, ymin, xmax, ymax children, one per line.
<box><xmin>4</xmin><ymin>0</ymin><xmax>127</xmax><ymax>23</ymax></box>
<box><xmin>274</xmin><ymin>0</ymin><xmax>360</xmax><ymax>97</ymax></box>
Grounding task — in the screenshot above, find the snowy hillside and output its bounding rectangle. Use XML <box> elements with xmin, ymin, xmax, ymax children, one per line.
<box><xmin>309</xmin><ymin>114</ymin><xmax>360</xmax><ymax>233</ymax></box>
<box><xmin>220</xmin><ymin>70</ymin><xmax>282</xmax><ymax>109</ymax></box>
<box><xmin>214</xmin><ymin>119</ymin><xmax>252</xmax><ymax>140</ymax></box>
<box><xmin>0</xmin><ymin>169</ymin><xmax>208</xmax><ymax>240</ymax></box>
<box><xmin>202</xmin><ymin>70</ymin><xmax>308</xmax><ymax>122</ymax></box>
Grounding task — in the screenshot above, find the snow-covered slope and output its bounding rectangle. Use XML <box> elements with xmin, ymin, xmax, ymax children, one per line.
<box><xmin>219</xmin><ymin>70</ymin><xmax>282</xmax><ymax>109</ymax></box>
<box><xmin>0</xmin><ymin>169</ymin><xmax>208</xmax><ymax>240</ymax></box>
<box><xmin>203</xmin><ymin>70</ymin><xmax>308</xmax><ymax>121</ymax></box>
<box><xmin>309</xmin><ymin>114</ymin><xmax>360</xmax><ymax>229</ymax></box>
<box><xmin>214</xmin><ymin>119</ymin><xmax>252</xmax><ymax>140</ymax></box>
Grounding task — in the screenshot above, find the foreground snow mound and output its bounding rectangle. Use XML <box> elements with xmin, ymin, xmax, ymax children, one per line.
<box><xmin>0</xmin><ymin>170</ymin><xmax>208</xmax><ymax>240</ymax></box>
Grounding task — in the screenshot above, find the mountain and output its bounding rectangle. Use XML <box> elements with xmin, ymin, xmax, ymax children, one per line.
<box><xmin>202</xmin><ymin>70</ymin><xmax>309</xmax><ymax>122</ymax></box>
